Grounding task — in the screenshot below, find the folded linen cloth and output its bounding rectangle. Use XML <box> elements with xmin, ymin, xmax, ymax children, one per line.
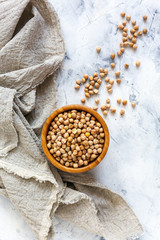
<box><xmin>0</xmin><ymin>0</ymin><xmax>143</xmax><ymax>239</ymax></box>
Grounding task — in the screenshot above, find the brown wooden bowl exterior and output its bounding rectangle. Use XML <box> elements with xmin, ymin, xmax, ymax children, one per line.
<box><xmin>41</xmin><ymin>105</ymin><xmax>110</xmax><ymax>173</ymax></box>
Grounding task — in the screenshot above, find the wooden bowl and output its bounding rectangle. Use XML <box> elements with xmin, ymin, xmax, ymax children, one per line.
<box><xmin>41</xmin><ymin>105</ymin><xmax>110</xmax><ymax>173</ymax></box>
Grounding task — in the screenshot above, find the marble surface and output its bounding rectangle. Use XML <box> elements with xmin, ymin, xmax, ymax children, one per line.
<box><xmin>0</xmin><ymin>0</ymin><xmax>160</xmax><ymax>239</ymax></box>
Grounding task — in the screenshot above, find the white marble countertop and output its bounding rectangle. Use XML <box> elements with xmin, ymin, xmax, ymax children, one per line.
<box><xmin>0</xmin><ymin>0</ymin><xmax>160</xmax><ymax>239</ymax></box>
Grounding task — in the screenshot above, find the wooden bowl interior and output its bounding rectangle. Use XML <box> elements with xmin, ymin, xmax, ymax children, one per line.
<box><xmin>41</xmin><ymin>105</ymin><xmax>110</xmax><ymax>173</ymax></box>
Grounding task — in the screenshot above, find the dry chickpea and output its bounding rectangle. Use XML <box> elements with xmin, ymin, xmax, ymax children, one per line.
<box><xmin>124</xmin><ymin>42</ymin><xmax>129</xmax><ymax>47</ymax></box>
<box><xmin>117</xmin><ymin>98</ymin><xmax>121</xmax><ymax>104</ymax></box>
<box><xmin>101</xmin><ymin>105</ymin><xmax>107</xmax><ymax>111</ymax></box>
<box><xmin>93</xmin><ymin>89</ymin><xmax>99</xmax><ymax>94</ymax></box>
<box><xmin>122</xmin><ymin>37</ymin><xmax>128</xmax><ymax>42</ymax></box>
<box><xmin>132</xmin><ymin>102</ymin><xmax>136</xmax><ymax>107</ymax></box>
<box><xmin>122</xmin><ymin>32</ymin><xmax>128</xmax><ymax>37</ymax></box>
<box><xmin>128</xmin><ymin>34</ymin><xmax>133</xmax><ymax>40</ymax></box>
<box><xmin>132</xmin><ymin>20</ymin><xmax>136</xmax><ymax>25</ymax></box>
<box><xmin>94</xmin><ymin>77</ymin><xmax>98</xmax><ymax>81</ymax></box>
<box><xmin>76</xmin><ymin>79</ymin><xmax>81</xmax><ymax>85</ymax></box>
<box><xmin>120</xmin><ymin>42</ymin><xmax>124</xmax><ymax>47</ymax></box>
<box><xmin>103</xmin><ymin>110</ymin><xmax>108</xmax><ymax>116</ymax></box>
<box><xmin>105</xmin><ymin>77</ymin><xmax>110</xmax><ymax>83</ymax></box>
<box><xmin>134</xmin><ymin>33</ymin><xmax>138</xmax><ymax>37</ymax></box>
<box><xmin>95</xmin><ymin>98</ymin><xmax>100</xmax><ymax>104</ymax></box>
<box><xmin>117</xmin><ymin>50</ymin><xmax>122</xmax><ymax>56</ymax></box>
<box><xmin>108</xmin><ymin>88</ymin><xmax>113</xmax><ymax>94</ymax></box>
<box><xmin>123</xmin><ymin>27</ymin><xmax>128</xmax><ymax>32</ymax></box>
<box><xmin>85</xmin><ymin>83</ymin><xmax>89</xmax><ymax>88</ymax></box>
<box><xmin>81</xmin><ymin>77</ymin><xmax>86</xmax><ymax>83</ymax></box>
<box><xmin>96</xmin><ymin>46</ymin><xmax>101</xmax><ymax>53</ymax></box>
<box><xmin>89</xmin><ymin>76</ymin><xmax>93</xmax><ymax>81</ymax></box>
<box><xmin>133</xmin><ymin>25</ymin><xmax>139</xmax><ymax>31</ymax></box>
<box><xmin>84</xmin><ymin>74</ymin><xmax>88</xmax><ymax>80</ymax></box>
<box><xmin>74</xmin><ymin>84</ymin><xmax>80</xmax><ymax>89</ymax></box>
<box><xmin>90</xmin><ymin>80</ymin><xmax>95</xmax><ymax>86</ymax></box>
<box><xmin>143</xmin><ymin>15</ymin><xmax>147</xmax><ymax>21</ymax></box>
<box><xmin>89</xmin><ymin>90</ymin><xmax>94</xmax><ymax>95</ymax></box>
<box><xmin>120</xmin><ymin>109</ymin><xmax>125</xmax><ymax>116</ymax></box>
<box><xmin>111</xmin><ymin>63</ymin><xmax>115</xmax><ymax>68</ymax></box>
<box><xmin>85</xmin><ymin>92</ymin><xmax>90</xmax><ymax>98</ymax></box>
<box><xmin>93</xmin><ymin>106</ymin><xmax>98</xmax><ymax>111</ymax></box>
<box><xmin>97</xmin><ymin>79</ymin><xmax>102</xmax><ymax>84</ymax></box>
<box><xmin>124</xmin><ymin>63</ymin><xmax>129</xmax><ymax>69</ymax></box>
<box><xmin>118</xmin><ymin>24</ymin><xmax>124</xmax><ymax>30</ymax></box>
<box><xmin>95</xmin><ymin>83</ymin><xmax>100</xmax><ymax>88</ymax></box>
<box><xmin>129</xmin><ymin>42</ymin><xmax>133</xmax><ymax>47</ymax></box>
<box><xmin>132</xmin><ymin>38</ymin><xmax>137</xmax><ymax>44</ymax></box>
<box><xmin>73</xmin><ymin>163</ymin><xmax>78</xmax><ymax>168</ymax></box>
<box><xmin>120</xmin><ymin>47</ymin><xmax>125</xmax><ymax>53</ymax></box>
<box><xmin>111</xmin><ymin>53</ymin><xmax>115</xmax><ymax>59</ymax></box>
<box><xmin>122</xmin><ymin>100</ymin><xmax>127</xmax><ymax>105</ymax></box>
<box><xmin>126</xmin><ymin>15</ymin><xmax>131</xmax><ymax>21</ymax></box>
<box><xmin>104</xmin><ymin>68</ymin><xmax>108</xmax><ymax>75</ymax></box>
<box><xmin>110</xmin><ymin>108</ymin><xmax>116</xmax><ymax>113</ymax></box>
<box><xmin>106</xmin><ymin>84</ymin><xmax>112</xmax><ymax>89</ymax></box>
<box><xmin>133</xmin><ymin>44</ymin><xmax>137</xmax><ymax>50</ymax></box>
<box><xmin>106</xmin><ymin>98</ymin><xmax>110</xmax><ymax>103</ymax></box>
<box><xmin>89</xmin><ymin>85</ymin><xmax>93</xmax><ymax>90</ymax></box>
<box><xmin>115</xmin><ymin>71</ymin><xmax>120</xmax><ymax>77</ymax></box>
<box><xmin>143</xmin><ymin>28</ymin><xmax>147</xmax><ymax>34</ymax></box>
<box><xmin>138</xmin><ymin>30</ymin><xmax>142</xmax><ymax>36</ymax></box>
<box><xmin>135</xmin><ymin>60</ymin><xmax>141</xmax><ymax>67</ymax></box>
<box><xmin>93</xmin><ymin>72</ymin><xmax>98</xmax><ymax>77</ymax></box>
<box><xmin>99</xmin><ymin>67</ymin><xmax>104</xmax><ymax>73</ymax></box>
<box><xmin>106</xmin><ymin>104</ymin><xmax>111</xmax><ymax>109</ymax></box>
<box><xmin>130</xmin><ymin>28</ymin><xmax>136</xmax><ymax>34</ymax></box>
<box><xmin>122</xmin><ymin>20</ymin><xmax>127</xmax><ymax>26</ymax></box>
<box><xmin>109</xmin><ymin>80</ymin><xmax>114</xmax><ymax>85</ymax></box>
<box><xmin>116</xmin><ymin>78</ymin><xmax>121</xmax><ymax>84</ymax></box>
<box><xmin>99</xmin><ymin>73</ymin><xmax>105</xmax><ymax>78</ymax></box>
<box><xmin>121</xmin><ymin>12</ymin><xmax>125</xmax><ymax>17</ymax></box>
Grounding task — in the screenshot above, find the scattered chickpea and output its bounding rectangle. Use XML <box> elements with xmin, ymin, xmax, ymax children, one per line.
<box><xmin>124</xmin><ymin>42</ymin><xmax>129</xmax><ymax>47</ymax></box>
<box><xmin>101</xmin><ymin>105</ymin><xmax>107</xmax><ymax>111</ymax></box>
<box><xmin>93</xmin><ymin>106</ymin><xmax>98</xmax><ymax>111</ymax></box>
<box><xmin>117</xmin><ymin>50</ymin><xmax>122</xmax><ymax>56</ymax></box>
<box><xmin>84</xmin><ymin>74</ymin><xmax>88</xmax><ymax>80</ymax></box>
<box><xmin>129</xmin><ymin>42</ymin><xmax>133</xmax><ymax>47</ymax></box>
<box><xmin>122</xmin><ymin>100</ymin><xmax>127</xmax><ymax>105</ymax></box>
<box><xmin>109</xmin><ymin>80</ymin><xmax>114</xmax><ymax>85</ymax></box>
<box><xmin>105</xmin><ymin>77</ymin><xmax>110</xmax><ymax>82</ymax></box>
<box><xmin>126</xmin><ymin>15</ymin><xmax>131</xmax><ymax>21</ymax></box>
<box><xmin>138</xmin><ymin>31</ymin><xmax>142</xmax><ymax>36</ymax></box>
<box><xmin>106</xmin><ymin>84</ymin><xmax>112</xmax><ymax>89</ymax></box>
<box><xmin>132</xmin><ymin>37</ymin><xmax>137</xmax><ymax>44</ymax></box>
<box><xmin>121</xmin><ymin>12</ymin><xmax>126</xmax><ymax>17</ymax></box>
<box><xmin>75</xmin><ymin>84</ymin><xmax>80</xmax><ymax>89</ymax></box>
<box><xmin>122</xmin><ymin>32</ymin><xmax>128</xmax><ymax>37</ymax></box>
<box><xmin>132</xmin><ymin>102</ymin><xmax>136</xmax><ymax>107</ymax></box>
<box><xmin>106</xmin><ymin>98</ymin><xmax>110</xmax><ymax>103</ymax></box>
<box><xmin>122</xmin><ymin>20</ymin><xmax>127</xmax><ymax>26</ymax></box>
<box><xmin>143</xmin><ymin>15</ymin><xmax>147</xmax><ymax>21</ymax></box>
<box><xmin>95</xmin><ymin>98</ymin><xmax>100</xmax><ymax>104</ymax></box>
<box><xmin>130</xmin><ymin>28</ymin><xmax>136</xmax><ymax>34</ymax></box>
<box><xmin>111</xmin><ymin>53</ymin><xmax>115</xmax><ymax>59</ymax></box>
<box><xmin>108</xmin><ymin>88</ymin><xmax>113</xmax><ymax>94</ymax></box>
<box><xmin>122</xmin><ymin>37</ymin><xmax>127</xmax><ymax>42</ymax></box>
<box><xmin>96</xmin><ymin>46</ymin><xmax>101</xmax><ymax>53</ymax></box>
<box><xmin>99</xmin><ymin>73</ymin><xmax>105</xmax><ymax>78</ymax></box>
<box><xmin>106</xmin><ymin>104</ymin><xmax>111</xmax><ymax>109</ymax></box>
<box><xmin>133</xmin><ymin>44</ymin><xmax>137</xmax><ymax>50</ymax></box>
<box><xmin>118</xmin><ymin>24</ymin><xmax>124</xmax><ymax>30</ymax></box>
<box><xmin>85</xmin><ymin>92</ymin><xmax>90</xmax><ymax>98</ymax></box>
<box><xmin>135</xmin><ymin>60</ymin><xmax>141</xmax><ymax>67</ymax></box>
<box><xmin>115</xmin><ymin>71</ymin><xmax>120</xmax><ymax>77</ymax></box>
<box><xmin>104</xmin><ymin>68</ymin><xmax>108</xmax><ymax>75</ymax></box>
<box><xmin>93</xmin><ymin>89</ymin><xmax>99</xmax><ymax>94</ymax></box>
<box><xmin>93</xmin><ymin>72</ymin><xmax>98</xmax><ymax>77</ymax></box>
<box><xmin>132</xmin><ymin>20</ymin><xmax>136</xmax><ymax>25</ymax></box>
<box><xmin>134</xmin><ymin>33</ymin><xmax>138</xmax><ymax>37</ymax></box>
<box><xmin>81</xmin><ymin>77</ymin><xmax>86</xmax><ymax>83</ymax></box>
<box><xmin>128</xmin><ymin>34</ymin><xmax>133</xmax><ymax>40</ymax></box>
<box><xmin>81</xmin><ymin>98</ymin><xmax>86</xmax><ymax>104</ymax></box>
<box><xmin>123</xmin><ymin>27</ymin><xmax>128</xmax><ymax>32</ymax></box>
<box><xmin>117</xmin><ymin>98</ymin><xmax>121</xmax><ymax>104</ymax></box>
<box><xmin>103</xmin><ymin>110</ymin><xmax>108</xmax><ymax>115</ymax></box>
<box><xmin>110</xmin><ymin>108</ymin><xmax>116</xmax><ymax>113</ymax></box>
<box><xmin>120</xmin><ymin>47</ymin><xmax>125</xmax><ymax>53</ymax></box>
<box><xmin>120</xmin><ymin>42</ymin><xmax>124</xmax><ymax>47</ymax></box>
<box><xmin>76</xmin><ymin>80</ymin><xmax>81</xmax><ymax>85</ymax></box>
<box><xmin>116</xmin><ymin>78</ymin><xmax>121</xmax><ymax>84</ymax></box>
<box><xmin>95</xmin><ymin>82</ymin><xmax>100</xmax><ymax>88</ymax></box>
<box><xmin>124</xmin><ymin>63</ymin><xmax>129</xmax><ymax>69</ymax></box>
<box><xmin>111</xmin><ymin>63</ymin><xmax>115</xmax><ymax>68</ymax></box>
<box><xmin>143</xmin><ymin>28</ymin><xmax>147</xmax><ymax>34</ymax></box>
<box><xmin>133</xmin><ymin>25</ymin><xmax>139</xmax><ymax>31</ymax></box>
<box><xmin>99</xmin><ymin>67</ymin><xmax>104</xmax><ymax>73</ymax></box>
<box><xmin>120</xmin><ymin>109</ymin><xmax>125</xmax><ymax>116</ymax></box>
<box><xmin>89</xmin><ymin>76</ymin><xmax>93</xmax><ymax>81</ymax></box>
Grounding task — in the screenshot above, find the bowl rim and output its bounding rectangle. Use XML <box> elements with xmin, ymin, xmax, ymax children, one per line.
<box><xmin>41</xmin><ymin>104</ymin><xmax>110</xmax><ymax>173</ymax></box>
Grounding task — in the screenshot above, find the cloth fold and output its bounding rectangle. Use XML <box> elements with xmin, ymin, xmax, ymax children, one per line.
<box><xmin>0</xmin><ymin>0</ymin><xmax>143</xmax><ymax>239</ymax></box>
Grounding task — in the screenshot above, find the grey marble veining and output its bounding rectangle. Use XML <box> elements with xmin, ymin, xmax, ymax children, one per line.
<box><xmin>0</xmin><ymin>0</ymin><xmax>160</xmax><ymax>239</ymax></box>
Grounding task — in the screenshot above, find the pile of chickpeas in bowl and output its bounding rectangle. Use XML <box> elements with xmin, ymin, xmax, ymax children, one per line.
<box><xmin>46</xmin><ymin>110</ymin><xmax>105</xmax><ymax>168</ymax></box>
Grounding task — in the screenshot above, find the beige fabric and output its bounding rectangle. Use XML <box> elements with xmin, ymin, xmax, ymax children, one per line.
<box><xmin>0</xmin><ymin>0</ymin><xmax>143</xmax><ymax>239</ymax></box>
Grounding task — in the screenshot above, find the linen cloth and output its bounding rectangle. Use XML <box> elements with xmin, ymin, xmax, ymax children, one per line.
<box><xmin>0</xmin><ymin>0</ymin><xmax>143</xmax><ymax>239</ymax></box>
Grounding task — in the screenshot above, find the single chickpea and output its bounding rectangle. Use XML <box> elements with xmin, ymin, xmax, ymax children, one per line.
<box><xmin>116</xmin><ymin>78</ymin><xmax>121</xmax><ymax>84</ymax></box>
<box><xmin>117</xmin><ymin>50</ymin><xmax>122</xmax><ymax>56</ymax></box>
<box><xmin>122</xmin><ymin>100</ymin><xmax>127</xmax><ymax>105</ymax></box>
<box><xmin>56</xmin><ymin>150</ymin><xmax>61</xmax><ymax>156</ymax></box>
<box><xmin>85</xmin><ymin>83</ymin><xmax>89</xmax><ymax>88</ymax></box>
<box><xmin>104</xmin><ymin>68</ymin><xmax>108</xmax><ymax>75</ymax></box>
<box><xmin>110</xmin><ymin>108</ymin><xmax>116</xmax><ymax>113</ymax></box>
<box><xmin>85</xmin><ymin>92</ymin><xmax>90</xmax><ymax>98</ymax></box>
<box><xmin>84</xmin><ymin>74</ymin><xmax>88</xmax><ymax>80</ymax></box>
<box><xmin>93</xmin><ymin>89</ymin><xmax>99</xmax><ymax>94</ymax></box>
<box><xmin>130</xmin><ymin>28</ymin><xmax>136</xmax><ymax>34</ymax></box>
<box><xmin>120</xmin><ymin>47</ymin><xmax>125</xmax><ymax>53</ymax></box>
<box><xmin>96</xmin><ymin>46</ymin><xmax>101</xmax><ymax>53</ymax></box>
<box><xmin>101</xmin><ymin>105</ymin><xmax>107</xmax><ymax>111</ymax></box>
<box><xmin>109</xmin><ymin>80</ymin><xmax>114</xmax><ymax>85</ymax></box>
<box><xmin>128</xmin><ymin>34</ymin><xmax>133</xmax><ymax>40</ymax></box>
<box><xmin>129</xmin><ymin>42</ymin><xmax>133</xmax><ymax>47</ymax></box>
<box><xmin>90</xmin><ymin>80</ymin><xmax>95</xmax><ymax>86</ymax></box>
<box><xmin>83</xmin><ymin>160</ymin><xmax>88</xmax><ymax>166</ymax></box>
<box><xmin>105</xmin><ymin>77</ymin><xmax>110</xmax><ymax>83</ymax></box>
<box><xmin>60</xmin><ymin>159</ymin><xmax>64</xmax><ymax>165</ymax></box>
<box><xmin>124</xmin><ymin>63</ymin><xmax>129</xmax><ymax>69</ymax></box>
<box><xmin>132</xmin><ymin>102</ymin><xmax>136</xmax><ymax>107</ymax></box>
<box><xmin>123</xmin><ymin>27</ymin><xmax>128</xmax><ymax>32</ymax></box>
<box><xmin>103</xmin><ymin>110</ymin><xmax>108</xmax><ymax>116</ymax></box>
<box><xmin>99</xmin><ymin>67</ymin><xmax>104</xmax><ymax>73</ymax></box>
<box><xmin>132</xmin><ymin>37</ymin><xmax>137</xmax><ymax>44</ymax></box>
<box><xmin>111</xmin><ymin>63</ymin><xmax>115</xmax><ymax>68</ymax></box>
<box><xmin>108</xmin><ymin>88</ymin><xmax>113</xmax><ymax>94</ymax></box>
<box><xmin>121</xmin><ymin>12</ymin><xmax>125</xmax><ymax>17</ymax></box>
<box><xmin>89</xmin><ymin>85</ymin><xmax>93</xmax><ymax>90</ymax></box>
<box><xmin>135</xmin><ymin>60</ymin><xmax>141</xmax><ymax>67</ymax></box>
<box><xmin>118</xmin><ymin>24</ymin><xmax>124</xmax><ymax>30</ymax></box>
<box><xmin>143</xmin><ymin>15</ymin><xmax>147</xmax><ymax>21</ymax></box>
<box><xmin>122</xmin><ymin>32</ymin><xmax>128</xmax><ymax>37</ymax></box>
<box><xmin>76</xmin><ymin>79</ymin><xmax>81</xmax><ymax>85</ymax></box>
<box><xmin>106</xmin><ymin>104</ymin><xmax>111</xmax><ymax>109</ymax></box>
<box><xmin>120</xmin><ymin>109</ymin><xmax>125</xmax><ymax>116</ymax></box>
<box><xmin>99</xmin><ymin>73</ymin><xmax>105</xmax><ymax>78</ymax></box>
<box><xmin>117</xmin><ymin>98</ymin><xmax>121</xmax><ymax>104</ymax></box>
<box><xmin>122</xmin><ymin>37</ymin><xmax>128</xmax><ymax>42</ymax></box>
<box><xmin>93</xmin><ymin>106</ymin><xmax>98</xmax><ymax>111</ymax></box>
<box><xmin>94</xmin><ymin>77</ymin><xmax>98</xmax><ymax>81</ymax></box>
<box><xmin>133</xmin><ymin>44</ymin><xmax>137</xmax><ymax>50</ymax></box>
<box><xmin>132</xmin><ymin>20</ymin><xmax>136</xmax><ymax>25</ymax></box>
<box><xmin>126</xmin><ymin>15</ymin><xmax>131</xmax><ymax>21</ymax></box>
<box><xmin>133</xmin><ymin>25</ymin><xmax>139</xmax><ymax>31</ymax></box>
<box><xmin>81</xmin><ymin>77</ymin><xmax>86</xmax><ymax>83</ymax></box>
<box><xmin>95</xmin><ymin>82</ymin><xmax>100</xmax><ymax>88</ymax></box>
<box><xmin>111</xmin><ymin>53</ymin><xmax>115</xmax><ymax>59</ymax></box>
<box><xmin>124</xmin><ymin>42</ymin><xmax>129</xmax><ymax>47</ymax></box>
<box><xmin>115</xmin><ymin>71</ymin><xmax>120</xmax><ymax>77</ymax></box>
<box><xmin>120</xmin><ymin>42</ymin><xmax>124</xmax><ymax>47</ymax></box>
<box><xmin>89</xmin><ymin>76</ymin><xmax>93</xmax><ymax>81</ymax></box>
<box><xmin>138</xmin><ymin>30</ymin><xmax>142</xmax><ymax>36</ymax></box>
<box><xmin>97</xmin><ymin>79</ymin><xmax>102</xmax><ymax>84</ymax></box>
<box><xmin>106</xmin><ymin>84</ymin><xmax>112</xmax><ymax>89</ymax></box>
<box><xmin>134</xmin><ymin>33</ymin><xmax>138</xmax><ymax>37</ymax></box>
<box><xmin>143</xmin><ymin>28</ymin><xmax>147</xmax><ymax>34</ymax></box>
<box><xmin>74</xmin><ymin>84</ymin><xmax>80</xmax><ymax>89</ymax></box>
<box><xmin>47</xmin><ymin>142</ymin><xmax>51</xmax><ymax>148</ymax></box>
<box><xmin>122</xmin><ymin>20</ymin><xmax>127</xmax><ymax>26</ymax></box>
<box><xmin>95</xmin><ymin>98</ymin><xmax>100</xmax><ymax>104</ymax></box>
<box><xmin>78</xmin><ymin>160</ymin><xmax>84</xmax><ymax>166</ymax></box>
<box><xmin>106</xmin><ymin>98</ymin><xmax>110</xmax><ymax>103</ymax></box>
<box><xmin>73</xmin><ymin>163</ymin><xmax>78</xmax><ymax>168</ymax></box>
<box><xmin>93</xmin><ymin>72</ymin><xmax>98</xmax><ymax>77</ymax></box>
